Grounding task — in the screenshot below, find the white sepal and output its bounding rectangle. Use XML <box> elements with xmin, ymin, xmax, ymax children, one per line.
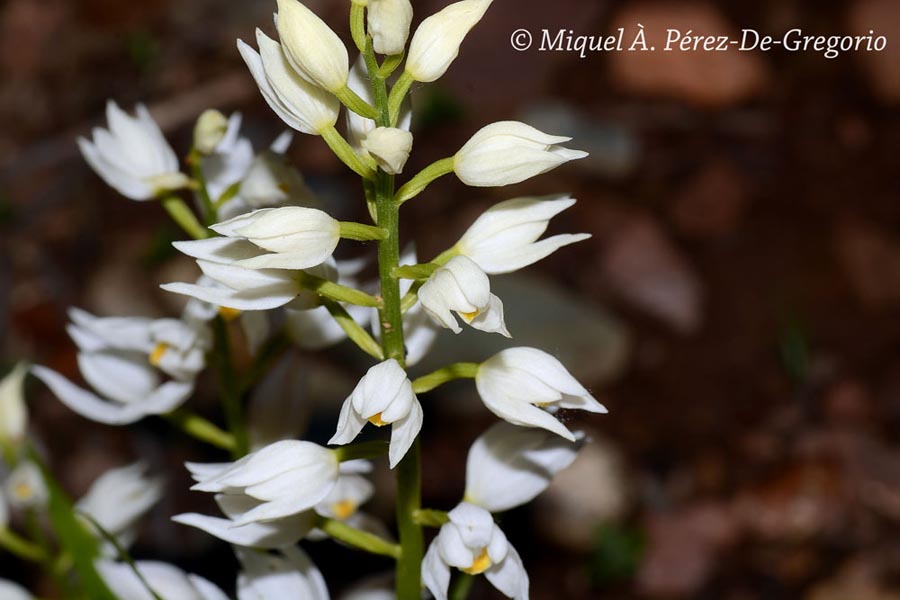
<box><xmin>236</xmin><ymin>546</ymin><xmax>330</xmax><ymax>600</ymax></box>
<box><xmin>476</xmin><ymin>347</ymin><xmax>607</xmax><ymax>441</ymax></box>
<box><xmin>238</xmin><ymin>30</ymin><xmax>340</xmax><ymax>135</ymax></box>
<box><xmin>77</xmin><ymin>463</ymin><xmax>163</xmax><ymax>542</ymax></box>
<box><xmin>368</xmin><ymin>0</ymin><xmax>413</xmax><ymax>55</ymax></box>
<box><xmin>454</xmin><ymin>121</ymin><xmax>588</xmax><ymax>187</ymax></box>
<box><xmin>275</xmin><ymin>0</ymin><xmax>349</xmax><ymax>92</ymax></box>
<box><xmin>406</xmin><ymin>0</ymin><xmax>493</xmax><ymax>83</ymax></box>
<box><xmin>464</xmin><ymin>422</ymin><xmax>584</xmax><ymax>512</ymax></box>
<box><xmin>456</xmin><ymin>195</ymin><xmax>591</xmax><ymax>274</ymax></box>
<box><xmin>0</xmin><ymin>579</ymin><xmax>33</xmax><ymax>600</ymax></box>
<box><xmin>96</xmin><ymin>559</ymin><xmax>229</xmax><ymax>600</ymax></box>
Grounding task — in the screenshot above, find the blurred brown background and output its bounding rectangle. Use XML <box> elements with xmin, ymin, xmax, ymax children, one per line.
<box><xmin>3</xmin><ymin>0</ymin><xmax>900</xmax><ymax>598</ymax></box>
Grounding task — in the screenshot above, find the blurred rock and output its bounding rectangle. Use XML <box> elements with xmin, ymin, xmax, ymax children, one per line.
<box><xmin>835</xmin><ymin>221</ymin><xmax>900</xmax><ymax>311</ymax></box>
<box><xmin>601</xmin><ymin>215</ymin><xmax>703</xmax><ymax>333</ymax></box>
<box><xmin>536</xmin><ymin>433</ymin><xmax>631</xmax><ymax>551</ymax></box>
<box><xmin>520</xmin><ymin>102</ymin><xmax>641</xmax><ymax>179</ymax></box>
<box><xmin>670</xmin><ymin>161</ymin><xmax>749</xmax><ymax>238</ymax></box>
<box><xmin>808</xmin><ymin>558</ymin><xmax>900</xmax><ymax>600</ymax></box>
<box><xmin>849</xmin><ymin>0</ymin><xmax>900</xmax><ymax>103</ymax></box>
<box><xmin>636</xmin><ymin>503</ymin><xmax>739</xmax><ymax>597</ymax></box>
<box><xmin>609</xmin><ymin>2</ymin><xmax>769</xmax><ymax>107</ymax></box>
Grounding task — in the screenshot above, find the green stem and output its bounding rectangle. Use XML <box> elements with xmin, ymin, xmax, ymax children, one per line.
<box><xmin>212</xmin><ymin>316</ymin><xmax>248</xmax><ymax>458</ymax></box>
<box><xmin>393</xmin><ymin>263</ymin><xmax>438</xmax><ymax>280</ymax></box>
<box><xmin>413</xmin><ymin>509</ymin><xmax>450</xmax><ymax>528</ymax></box>
<box><xmin>364</xmin><ymin>36</ymin><xmax>423</xmax><ymax>600</ymax></box>
<box><xmin>0</xmin><ymin>527</ymin><xmax>47</xmax><ymax>562</ymax></box>
<box><xmin>160</xmin><ymin>195</ymin><xmax>208</xmax><ymax>240</ymax></box>
<box><xmin>334</xmin><ymin>440</ymin><xmax>389</xmax><ymax>462</ymax></box>
<box><xmin>323</xmin><ymin>300</ymin><xmax>385</xmax><ymax>360</ymax></box>
<box><xmin>165</xmin><ymin>410</ymin><xmax>236</xmax><ymax>452</ymax></box>
<box><xmin>297</xmin><ymin>272</ymin><xmax>381</xmax><ymax>308</ymax></box>
<box><xmin>395</xmin><ymin>157</ymin><xmax>455</xmax><ymax>205</ymax></box>
<box><xmin>319</xmin><ymin>517</ymin><xmax>401</xmax><ymax>559</ymax></box>
<box><xmin>334</xmin><ymin>85</ymin><xmax>381</xmax><ymax>120</ymax></box>
<box><xmin>378</xmin><ymin>53</ymin><xmax>404</xmax><ymax>79</ymax></box>
<box><xmin>411</xmin><ymin>363</ymin><xmax>480</xmax><ymax>394</ymax></box>
<box><xmin>350</xmin><ymin>2</ymin><xmax>367</xmax><ymax>53</ymax></box>
<box><xmin>449</xmin><ymin>572</ymin><xmax>475</xmax><ymax>600</ymax></box>
<box><xmin>389</xmin><ymin>71</ymin><xmax>415</xmax><ymax>126</ymax></box>
<box><xmin>188</xmin><ymin>150</ymin><xmax>216</xmax><ymax>225</ymax></box>
<box><xmin>320</xmin><ymin>125</ymin><xmax>376</xmax><ymax>180</ymax></box>
<box><xmin>400</xmin><ymin>281</ymin><xmax>423</xmax><ymax>313</ymax></box>
<box><xmin>339</xmin><ymin>221</ymin><xmax>390</xmax><ymax>241</ymax></box>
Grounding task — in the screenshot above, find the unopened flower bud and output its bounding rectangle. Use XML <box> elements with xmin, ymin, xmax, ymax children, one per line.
<box><xmin>193</xmin><ymin>109</ymin><xmax>229</xmax><ymax>154</ymax></box>
<box><xmin>406</xmin><ymin>0</ymin><xmax>492</xmax><ymax>82</ymax></box>
<box><xmin>276</xmin><ymin>0</ymin><xmax>349</xmax><ymax>92</ymax></box>
<box><xmin>368</xmin><ymin>0</ymin><xmax>413</xmax><ymax>56</ymax></box>
<box><xmin>362</xmin><ymin>127</ymin><xmax>413</xmax><ymax>174</ymax></box>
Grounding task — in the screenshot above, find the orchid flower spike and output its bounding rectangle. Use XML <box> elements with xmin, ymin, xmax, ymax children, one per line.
<box><xmin>78</xmin><ymin>101</ymin><xmax>189</xmax><ymax>200</ymax></box>
<box><xmin>418</xmin><ymin>255</ymin><xmax>510</xmax><ymax>337</ymax></box>
<box><xmin>96</xmin><ymin>559</ymin><xmax>228</xmax><ymax>600</ymax></box>
<box><xmin>330</xmin><ymin>359</ymin><xmax>423</xmax><ymax>468</ymax></box>
<box><xmin>453</xmin><ymin>121</ymin><xmax>588</xmax><ymax>187</ymax></box>
<box><xmin>187</xmin><ymin>440</ymin><xmax>340</xmax><ymax>525</ymax></box>
<box><xmin>455</xmin><ymin>195</ymin><xmax>591</xmax><ymax>274</ymax></box>
<box><xmin>476</xmin><ymin>347</ymin><xmax>607</xmax><ymax>441</ymax></box>
<box><xmin>406</xmin><ymin>0</ymin><xmax>493</xmax><ymax>83</ymax></box>
<box><xmin>423</xmin><ymin>502</ymin><xmax>528</xmax><ymax>600</ymax></box>
<box><xmin>464</xmin><ymin>422</ymin><xmax>585</xmax><ymax>512</ymax></box>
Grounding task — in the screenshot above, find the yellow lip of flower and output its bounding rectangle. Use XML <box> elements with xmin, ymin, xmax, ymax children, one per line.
<box><xmin>330</xmin><ymin>499</ymin><xmax>358</xmax><ymax>520</ymax></box>
<box><xmin>460</xmin><ymin>309</ymin><xmax>480</xmax><ymax>322</ymax></box>
<box><xmin>461</xmin><ymin>547</ymin><xmax>491</xmax><ymax>575</ymax></box>
<box><xmin>218</xmin><ymin>306</ymin><xmax>242</xmax><ymax>321</ymax></box>
<box><xmin>368</xmin><ymin>412</ymin><xmax>388</xmax><ymax>427</ymax></box>
<box><xmin>149</xmin><ymin>342</ymin><xmax>170</xmax><ymax>367</ymax></box>
<box><xmin>13</xmin><ymin>482</ymin><xmax>33</xmax><ymax>501</ymax></box>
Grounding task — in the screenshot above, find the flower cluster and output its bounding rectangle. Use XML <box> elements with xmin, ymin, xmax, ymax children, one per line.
<box><xmin>5</xmin><ymin>0</ymin><xmax>608</xmax><ymax>599</ymax></box>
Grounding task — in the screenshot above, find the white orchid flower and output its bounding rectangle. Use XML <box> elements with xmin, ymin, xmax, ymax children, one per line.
<box><xmin>77</xmin><ymin>101</ymin><xmax>189</xmax><ymax>200</ymax></box>
<box><xmin>238</xmin><ymin>29</ymin><xmax>340</xmax><ymax>135</ymax></box>
<box><xmin>330</xmin><ymin>360</ymin><xmax>422</xmax><ymax>468</ymax></box>
<box><xmin>368</xmin><ymin>0</ymin><xmax>413</xmax><ymax>55</ymax></box>
<box><xmin>406</xmin><ymin>0</ymin><xmax>493</xmax><ymax>83</ymax></box>
<box><xmin>464</xmin><ymin>422</ymin><xmax>584</xmax><ymax>513</ymax></box>
<box><xmin>4</xmin><ymin>461</ymin><xmax>47</xmax><ymax>510</ymax></box>
<box><xmin>0</xmin><ymin>363</ymin><xmax>29</xmax><ymax>449</ymax></box>
<box><xmin>173</xmin><ymin>492</ymin><xmax>317</xmax><ymax>549</ymax></box>
<box><xmin>362</xmin><ymin>127</ymin><xmax>413</xmax><ymax>175</ymax></box>
<box><xmin>0</xmin><ymin>579</ymin><xmax>32</xmax><ymax>600</ymax></box>
<box><xmin>96</xmin><ymin>559</ymin><xmax>228</xmax><ymax>600</ymax></box>
<box><xmin>76</xmin><ymin>463</ymin><xmax>163</xmax><ymax>548</ymax></box>
<box><xmin>454</xmin><ymin>121</ymin><xmax>588</xmax><ymax>187</ymax></box>
<box><xmin>417</xmin><ymin>256</ymin><xmax>510</xmax><ymax>337</ymax></box>
<box><xmin>236</xmin><ymin>546</ymin><xmax>330</xmax><ymax>600</ymax></box>
<box><xmin>187</xmin><ymin>440</ymin><xmax>340</xmax><ymax>524</ymax></box>
<box><xmin>276</xmin><ymin>0</ymin><xmax>349</xmax><ymax>93</ymax></box>
<box><xmin>314</xmin><ymin>460</ymin><xmax>375</xmax><ymax>521</ymax></box>
<box><xmin>422</xmin><ymin>502</ymin><xmax>528</xmax><ymax>600</ymax></box>
<box><xmin>31</xmin><ymin>309</ymin><xmax>210</xmax><ymax>425</ymax></box>
<box><xmin>476</xmin><ymin>347</ymin><xmax>607</xmax><ymax>441</ymax></box>
<box><xmin>455</xmin><ymin>195</ymin><xmax>591</xmax><ymax>274</ymax></box>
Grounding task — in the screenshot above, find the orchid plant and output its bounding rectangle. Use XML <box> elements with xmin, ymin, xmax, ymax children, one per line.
<box><xmin>0</xmin><ymin>0</ymin><xmax>607</xmax><ymax>598</ymax></box>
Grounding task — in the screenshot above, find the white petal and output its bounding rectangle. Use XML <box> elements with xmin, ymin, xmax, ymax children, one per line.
<box><xmin>422</xmin><ymin>541</ymin><xmax>451</xmax><ymax>600</ymax></box>
<box><xmin>388</xmin><ymin>398</ymin><xmax>422</xmax><ymax>468</ymax></box>
<box><xmin>484</xmin><ymin>542</ymin><xmax>529</xmax><ymax>600</ymax></box>
<box><xmin>172</xmin><ymin>511</ymin><xmax>313</xmax><ymax>548</ymax></box>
